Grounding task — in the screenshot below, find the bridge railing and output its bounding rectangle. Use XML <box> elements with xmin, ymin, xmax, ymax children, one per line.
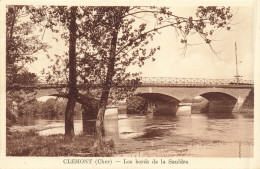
<box><xmin>139</xmin><ymin>77</ymin><xmax>254</xmax><ymax>87</ymax></box>
<box><xmin>7</xmin><ymin>76</ymin><xmax>254</xmax><ymax>89</ymax></box>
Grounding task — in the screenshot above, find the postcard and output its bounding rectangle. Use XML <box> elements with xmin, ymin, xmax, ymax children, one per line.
<box><xmin>0</xmin><ymin>0</ymin><xmax>259</xmax><ymax>168</ymax></box>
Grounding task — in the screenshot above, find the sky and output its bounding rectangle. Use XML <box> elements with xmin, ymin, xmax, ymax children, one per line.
<box><xmin>26</xmin><ymin>6</ymin><xmax>255</xmax><ymax>81</ymax></box>
<box><xmin>128</xmin><ymin>6</ymin><xmax>255</xmax><ymax>80</ymax></box>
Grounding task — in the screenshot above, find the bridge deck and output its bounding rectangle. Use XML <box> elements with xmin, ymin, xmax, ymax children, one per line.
<box><xmin>7</xmin><ymin>77</ymin><xmax>254</xmax><ymax>89</ymax></box>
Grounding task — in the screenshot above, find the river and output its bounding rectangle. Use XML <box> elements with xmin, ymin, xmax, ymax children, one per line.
<box><xmin>12</xmin><ymin>109</ymin><xmax>254</xmax><ymax>157</ymax></box>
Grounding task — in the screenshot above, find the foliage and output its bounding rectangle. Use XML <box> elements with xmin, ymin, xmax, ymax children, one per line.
<box><xmin>6</xmin><ymin>89</ymin><xmax>37</xmax><ymax>126</ymax></box>
<box><xmin>75</xmin><ymin>6</ymin><xmax>233</xmax><ymax>153</ymax></box>
<box><xmin>6</xmin><ymin>108</ymin><xmax>16</xmax><ymax>127</ymax></box>
<box><xmin>181</xmin><ymin>97</ymin><xmax>206</xmax><ymax>103</ymax></box>
<box><xmin>6</xmin><ymin>6</ymin><xmax>49</xmax><ymax>126</ymax></box>
<box><xmin>191</xmin><ymin>101</ymin><xmax>209</xmax><ymax>114</ymax></box>
<box><xmin>6</xmin><ymin>6</ymin><xmax>48</xmax><ymax>87</ymax></box>
<box><xmin>72</xmin><ymin>6</ymin><xmax>233</xmax><ymax>102</ymax></box>
<box><xmin>18</xmin><ymin>98</ymin><xmax>82</xmax><ymax>116</ymax></box>
<box><xmin>127</xmin><ymin>96</ymin><xmax>148</xmax><ymax>114</ymax></box>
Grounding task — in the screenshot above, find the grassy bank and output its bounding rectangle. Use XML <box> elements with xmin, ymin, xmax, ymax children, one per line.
<box><xmin>6</xmin><ymin>130</ymin><xmax>114</xmax><ymax>156</ymax></box>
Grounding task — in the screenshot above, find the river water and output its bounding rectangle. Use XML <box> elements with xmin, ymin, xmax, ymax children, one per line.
<box><xmin>13</xmin><ymin>109</ymin><xmax>254</xmax><ymax>157</ymax></box>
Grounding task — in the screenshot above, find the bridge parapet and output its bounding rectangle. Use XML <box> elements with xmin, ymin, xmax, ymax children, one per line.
<box><xmin>140</xmin><ymin>77</ymin><xmax>254</xmax><ymax>88</ymax></box>
<box><xmin>7</xmin><ymin>76</ymin><xmax>254</xmax><ymax>89</ymax></box>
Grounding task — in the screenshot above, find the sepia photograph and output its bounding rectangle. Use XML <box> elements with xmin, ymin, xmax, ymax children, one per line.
<box><xmin>1</xmin><ymin>0</ymin><xmax>259</xmax><ymax>168</ymax></box>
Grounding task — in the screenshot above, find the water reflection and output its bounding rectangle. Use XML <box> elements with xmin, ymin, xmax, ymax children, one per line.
<box><xmin>206</xmin><ymin>113</ymin><xmax>236</xmax><ymax>119</ymax></box>
<box><xmin>118</xmin><ymin>115</ymin><xmax>147</xmax><ymax>139</ymax></box>
<box><xmin>116</xmin><ymin>113</ymin><xmax>253</xmax><ymax>144</ymax></box>
<box><xmin>14</xmin><ymin>111</ymin><xmax>254</xmax><ymax>143</ymax></box>
<box><xmin>16</xmin><ymin>115</ymin><xmax>82</xmax><ymax>126</ymax></box>
<box><xmin>13</xmin><ymin>110</ymin><xmax>254</xmax><ymax>157</ymax></box>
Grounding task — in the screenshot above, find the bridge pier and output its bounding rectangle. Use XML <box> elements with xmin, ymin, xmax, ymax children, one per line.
<box><xmin>147</xmin><ymin>100</ymin><xmax>179</xmax><ymax>116</ymax></box>
<box><xmin>176</xmin><ymin>103</ymin><xmax>192</xmax><ymax>116</ymax></box>
<box><xmin>147</xmin><ymin>100</ymin><xmax>193</xmax><ymax>116</ymax></box>
<box><xmin>233</xmin><ymin>96</ymin><xmax>245</xmax><ymax>110</ymax></box>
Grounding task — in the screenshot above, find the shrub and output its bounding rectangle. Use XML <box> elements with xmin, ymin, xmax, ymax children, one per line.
<box><xmin>126</xmin><ymin>96</ymin><xmax>148</xmax><ymax>114</ymax></box>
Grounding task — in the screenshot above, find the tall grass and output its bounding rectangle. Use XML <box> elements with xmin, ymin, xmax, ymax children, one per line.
<box><xmin>6</xmin><ymin>130</ymin><xmax>114</xmax><ymax>156</ymax></box>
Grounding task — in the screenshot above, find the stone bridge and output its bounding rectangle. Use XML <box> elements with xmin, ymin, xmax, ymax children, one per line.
<box><xmin>135</xmin><ymin>86</ymin><xmax>253</xmax><ymax>115</ymax></box>
<box><xmin>8</xmin><ymin>77</ymin><xmax>254</xmax><ymax>115</ymax></box>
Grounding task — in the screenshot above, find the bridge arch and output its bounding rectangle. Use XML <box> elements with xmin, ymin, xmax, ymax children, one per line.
<box><xmin>135</xmin><ymin>92</ymin><xmax>180</xmax><ymax>115</ymax></box>
<box><xmin>136</xmin><ymin>92</ymin><xmax>180</xmax><ymax>103</ymax></box>
<box><xmin>197</xmin><ymin>92</ymin><xmax>237</xmax><ymax>114</ymax></box>
<box><xmin>199</xmin><ymin>92</ymin><xmax>237</xmax><ymax>101</ymax></box>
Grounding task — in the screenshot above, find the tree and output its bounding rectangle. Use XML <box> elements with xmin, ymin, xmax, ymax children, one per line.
<box><xmin>25</xmin><ymin>6</ymin><xmax>233</xmax><ymax>147</ymax></box>
<box><xmin>62</xmin><ymin>6</ymin><xmax>78</xmax><ymax>137</ymax></box>
<box><xmin>76</xmin><ymin>6</ymin><xmax>233</xmax><ymax>153</ymax></box>
<box><xmin>6</xmin><ymin>6</ymin><xmax>48</xmax><ymax>124</ymax></box>
<box><xmin>6</xmin><ymin>6</ymin><xmax>48</xmax><ymax>87</ymax></box>
<box><xmin>24</xmin><ymin>6</ymin><xmax>81</xmax><ymax>137</ymax></box>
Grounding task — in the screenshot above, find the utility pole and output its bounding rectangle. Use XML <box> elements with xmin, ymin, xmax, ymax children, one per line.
<box><xmin>234</xmin><ymin>42</ymin><xmax>242</xmax><ymax>85</ymax></box>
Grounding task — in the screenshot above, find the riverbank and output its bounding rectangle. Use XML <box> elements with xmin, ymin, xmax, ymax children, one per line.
<box><xmin>114</xmin><ymin>138</ymin><xmax>254</xmax><ymax>157</ymax></box>
<box><xmin>6</xmin><ymin>130</ymin><xmax>114</xmax><ymax>156</ymax></box>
